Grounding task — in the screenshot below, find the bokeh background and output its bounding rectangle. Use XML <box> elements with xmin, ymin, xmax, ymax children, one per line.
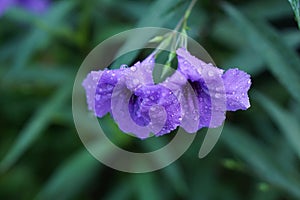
<box><xmin>1</xmin><ymin>0</ymin><xmax>300</xmax><ymax>199</ymax></box>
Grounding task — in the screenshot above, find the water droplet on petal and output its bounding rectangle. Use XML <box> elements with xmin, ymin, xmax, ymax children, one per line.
<box><xmin>178</xmin><ymin>117</ymin><xmax>182</xmax><ymax>121</ymax></box>
<box><xmin>120</xmin><ymin>64</ymin><xmax>128</xmax><ymax>69</ymax></box>
<box><xmin>215</xmin><ymin>93</ymin><xmax>221</xmax><ymax>98</ymax></box>
<box><xmin>130</xmin><ymin>66</ymin><xmax>137</xmax><ymax>72</ymax></box>
<box><xmin>216</xmin><ymin>87</ymin><xmax>222</xmax><ymax>92</ymax></box>
<box><xmin>107</xmin><ymin>84</ymin><xmax>113</xmax><ymax>90</ymax></box>
<box><xmin>95</xmin><ymin>94</ymin><xmax>100</xmax><ymax>101</ymax></box>
<box><xmin>208</xmin><ymin>70</ymin><xmax>214</xmax><ymax>77</ymax></box>
<box><xmin>197</xmin><ymin>68</ymin><xmax>202</xmax><ymax>74</ymax></box>
<box><xmin>133</xmin><ymin>79</ymin><xmax>139</xmax><ymax>85</ymax></box>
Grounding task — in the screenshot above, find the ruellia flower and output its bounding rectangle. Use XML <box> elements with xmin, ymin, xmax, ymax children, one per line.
<box><xmin>0</xmin><ymin>0</ymin><xmax>49</xmax><ymax>15</ymax></box>
<box><xmin>82</xmin><ymin>48</ymin><xmax>251</xmax><ymax>139</ymax></box>
<box><xmin>82</xmin><ymin>55</ymin><xmax>181</xmax><ymax>139</ymax></box>
<box><xmin>162</xmin><ymin>48</ymin><xmax>251</xmax><ymax>133</ymax></box>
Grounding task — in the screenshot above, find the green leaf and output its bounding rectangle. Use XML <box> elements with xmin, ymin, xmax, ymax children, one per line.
<box><xmin>0</xmin><ymin>82</ymin><xmax>72</xmax><ymax>173</ymax></box>
<box><xmin>240</xmin><ymin>0</ymin><xmax>293</xmax><ymax>19</ymax></box>
<box><xmin>143</xmin><ymin>138</ymin><xmax>188</xmax><ymax>197</ymax></box>
<box><xmin>35</xmin><ymin>150</ymin><xmax>100</xmax><ymax>200</ymax></box>
<box><xmin>254</xmin><ymin>91</ymin><xmax>300</xmax><ymax>159</ymax></box>
<box><xmin>222</xmin><ymin>124</ymin><xmax>300</xmax><ymax>199</ymax></box>
<box><xmin>103</xmin><ymin>180</ymin><xmax>132</xmax><ymax>200</ymax></box>
<box><xmin>6</xmin><ymin>1</ymin><xmax>76</xmax><ymax>72</ymax></box>
<box><xmin>288</xmin><ymin>0</ymin><xmax>300</xmax><ymax>29</ymax></box>
<box><xmin>132</xmin><ymin>174</ymin><xmax>162</xmax><ymax>200</ymax></box>
<box><xmin>223</xmin><ymin>3</ymin><xmax>300</xmax><ymax>104</ymax></box>
<box><xmin>3</xmin><ymin>65</ymin><xmax>73</xmax><ymax>86</ymax></box>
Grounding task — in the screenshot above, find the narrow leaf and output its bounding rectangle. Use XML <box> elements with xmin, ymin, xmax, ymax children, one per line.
<box><xmin>254</xmin><ymin>91</ymin><xmax>300</xmax><ymax>159</ymax></box>
<box><xmin>222</xmin><ymin>124</ymin><xmax>300</xmax><ymax>199</ymax></box>
<box><xmin>0</xmin><ymin>83</ymin><xmax>72</xmax><ymax>172</ymax></box>
<box><xmin>288</xmin><ymin>0</ymin><xmax>300</xmax><ymax>28</ymax></box>
<box><xmin>223</xmin><ymin>3</ymin><xmax>300</xmax><ymax>104</ymax></box>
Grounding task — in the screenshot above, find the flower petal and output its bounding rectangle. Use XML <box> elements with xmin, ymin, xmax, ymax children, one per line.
<box><xmin>82</xmin><ymin>70</ymin><xmax>103</xmax><ymax>113</ymax></box>
<box><xmin>134</xmin><ymin>85</ymin><xmax>181</xmax><ymax>136</ymax></box>
<box><xmin>175</xmin><ymin>48</ymin><xmax>230</xmax><ymax>129</ymax></box>
<box><xmin>222</xmin><ymin>68</ymin><xmax>251</xmax><ymax>111</ymax></box>
<box><xmin>162</xmin><ymin>71</ymin><xmax>199</xmax><ymax>133</ymax></box>
<box><xmin>94</xmin><ymin>69</ymin><xmax>123</xmax><ymax>117</ymax></box>
<box><xmin>110</xmin><ymin>84</ymin><xmax>181</xmax><ymax>138</ymax></box>
<box><xmin>124</xmin><ymin>55</ymin><xmax>155</xmax><ymax>91</ymax></box>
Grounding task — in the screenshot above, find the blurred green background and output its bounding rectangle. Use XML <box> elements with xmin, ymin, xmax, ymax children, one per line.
<box><xmin>1</xmin><ymin>0</ymin><xmax>300</xmax><ymax>199</ymax></box>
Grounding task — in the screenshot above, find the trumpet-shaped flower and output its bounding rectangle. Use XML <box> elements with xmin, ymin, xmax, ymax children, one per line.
<box><xmin>82</xmin><ymin>48</ymin><xmax>251</xmax><ymax>139</ymax></box>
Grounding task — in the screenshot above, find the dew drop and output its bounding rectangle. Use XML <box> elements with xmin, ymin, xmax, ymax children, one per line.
<box><xmin>120</xmin><ymin>64</ymin><xmax>128</xmax><ymax>69</ymax></box>
<box><xmin>150</xmin><ymin>106</ymin><xmax>156</xmax><ymax>111</ymax></box>
<box><xmin>197</xmin><ymin>68</ymin><xmax>202</xmax><ymax>74</ymax></box>
<box><xmin>208</xmin><ymin>70</ymin><xmax>214</xmax><ymax>77</ymax></box>
<box><xmin>216</xmin><ymin>87</ymin><xmax>223</xmax><ymax>92</ymax></box>
<box><xmin>95</xmin><ymin>94</ymin><xmax>100</xmax><ymax>101</ymax></box>
<box><xmin>215</xmin><ymin>93</ymin><xmax>221</xmax><ymax>98</ymax></box>
<box><xmin>107</xmin><ymin>85</ymin><xmax>113</xmax><ymax>90</ymax></box>
<box><xmin>178</xmin><ymin>117</ymin><xmax>182</xmax><ymax>121</ymax></box>
<box><xmin>133</xmin><ymin>79</ymin><xmax>139</xmax><ymax>85</ymax></box>
<box><xmin>112</xmin><ymin>73</ymin><xmax>115</xmax><ymax>77</ymax></box>
<box><xmin>130</xmin><ymin>66</ymin><xmax>137</xmax><ymax>72</ymax></box>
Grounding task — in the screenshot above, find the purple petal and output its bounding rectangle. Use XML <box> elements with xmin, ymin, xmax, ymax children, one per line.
<box><xmin>82</xmin><ymin>70</ymin><xmax>103</xmax><ymax>113</ymax></box>
<box><xmin>16</xmin><ymin>0</ymin><xmax>49</xmax><ymax>14</ymax></box>
<box><xmin>162</xmin><ymin>71</ymin><xmax>199</xmax><ymax>133</ymax></box>
<box><xmin>94</xmin><ymin>69</ymin><xmax>123</xmax><ymax>117</ymax></box>
<box><xmin>0</xmin><ymin>0</ymin><xmax>16</xmax><ymax>15</ymax></box>
<box><xmin>134</xmin><ymin>85</ymin><xmax>181</xmax><ymax>136</ymax></box>
<box><xmin>82</xmin><ymin>55</ymin><xmax>155</xmax><ymax>119</ymax></box>
<box><xmin>124</xmin><ymin>55</ymin><xmax>155</xmax><ymax>91</ymax></box>
<box><xmin>176</xmin><ymin>48</ymin><xmax>227</xmax><ymax>128</ymax></box>
<box><xmin>222</xmin><ymin>68</ymin><xmax>251</xmax><ymax>111</ymax></box>
<box><xmin>110</xmin><ymin>84</ymin><xmax>181</xmax><ymax>138</ymax></box>
<box><xmin>189</xmin><ymin>81</ymin><xmax>226</xmax><ymax>129</ymax></box>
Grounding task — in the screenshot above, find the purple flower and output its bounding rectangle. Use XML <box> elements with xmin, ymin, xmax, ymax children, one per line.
<box><xmin>82</xmin><ymin>55</ymin><xmax>181</xmax><ymax>139</ymax></box>
<box><xmin>0</xmin><ymin>0</ymin><xmax>49</xmax><ymax>16</ymax></box>
<box><xmin>162</xmin><ymin>48</ymin><xmax>251</xmax><ymax>132</ymax></box>
<box><xmin>82</xmin><ymin>48</ymin><xmax>251</xmax><ymax>139</ymax></box>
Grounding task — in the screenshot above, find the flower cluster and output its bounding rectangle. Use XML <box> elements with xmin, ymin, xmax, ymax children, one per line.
<box><xmin>0</xmin><ymin>0</ymin><xmax>49</xmax><ymax>16</ymax></box>
<box><xmin>82</xmin><ymin>48</ymin><xmax>251</xmax><ymax>139</ymax></box>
